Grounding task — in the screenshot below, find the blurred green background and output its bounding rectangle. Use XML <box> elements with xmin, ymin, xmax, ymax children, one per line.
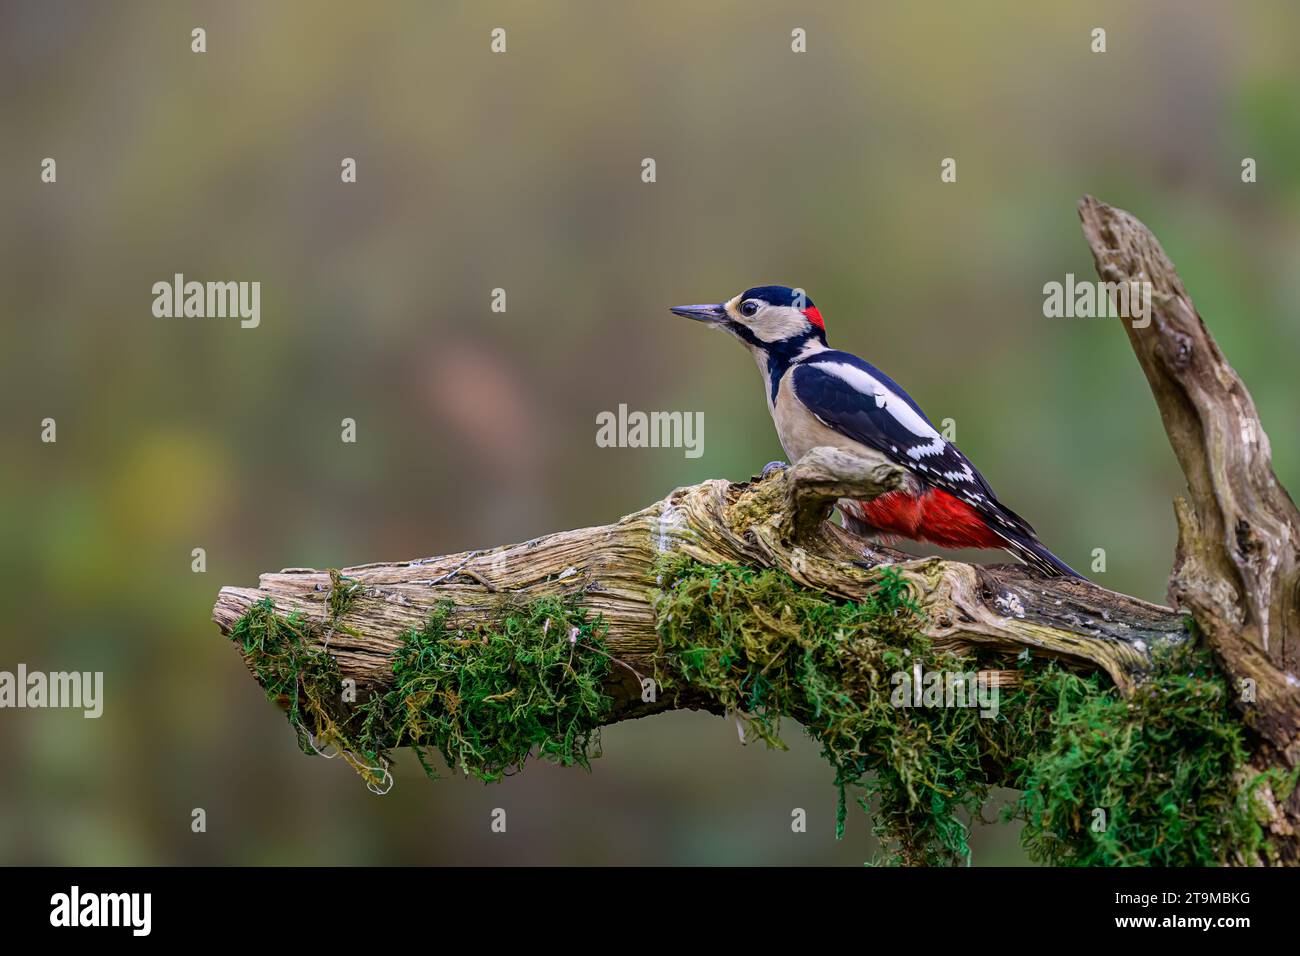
<box><xmin>2</xmin><ymin>0</ymin><xmax>1298</xmax><ymax>865</ymax></box>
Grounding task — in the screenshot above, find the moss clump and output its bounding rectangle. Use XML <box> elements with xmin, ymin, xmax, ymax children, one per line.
<box><xmin>653</xmin><ymin>555</ymin><xmax>1288</xmax><ymax>866</ymax></box>
<box><xmin>1008</xmin><ymin>654</ymin><xmax>1288</xmax><ymax>866</ymax></box>
<box><xmin>230</xmin><ymin>557</ymin><xmax>1289</xmax><ymax>865</ymax></box>
<box><xmin>369</xmin><ymin>599</ymin><xmax>612</xmax><ymax>780</ymax></box>
<box><xmin>326</xmin><ymin>569</ymin><xmax>363</xmax><ymax>624</ymax></box>
<box><xmin>229</xmin><ymin>598</ymin><xmax>368</xmax><ymax>769</ymax></box>
<box><xmin>228</xmin><ymin>594</ymin><xmax>613</xmax><ymax>788</ymax></box>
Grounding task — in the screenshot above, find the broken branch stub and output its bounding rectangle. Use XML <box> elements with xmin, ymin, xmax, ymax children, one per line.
<box><xmin>1079</xmin><ymin>195</ymin><xmax>1300</xmax><ymax>759</ymax></box>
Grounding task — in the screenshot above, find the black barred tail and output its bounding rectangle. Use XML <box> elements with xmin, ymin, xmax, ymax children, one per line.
<box><xmin>996</xmin><ymin>530</ymin><xmax>1084</xmax><ymax>579</ymax></box>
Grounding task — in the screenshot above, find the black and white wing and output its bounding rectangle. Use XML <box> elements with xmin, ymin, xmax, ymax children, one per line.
<box><xmin>790</xmin><ymin>353</ymin><xmax>1036</xmax><ymax>538</ymax></box>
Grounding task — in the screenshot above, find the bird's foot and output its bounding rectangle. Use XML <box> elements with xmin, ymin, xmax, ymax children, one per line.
<box><xmin>760</xmin><ymin>459</ymin><xmax>789</xmax><ymax>480</ymax></box>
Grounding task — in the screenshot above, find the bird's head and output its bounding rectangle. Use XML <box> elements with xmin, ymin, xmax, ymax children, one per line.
<box><xmin>671</xmin><ymin>285</ymin><xmax>826</xmax><ymax>354</ymax></box>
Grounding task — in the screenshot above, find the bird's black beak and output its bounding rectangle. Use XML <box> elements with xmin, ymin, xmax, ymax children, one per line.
<box><xmin>670</xmin><ymin>303</ymin><xmax>727</xmax><ymax>323</ymax></box>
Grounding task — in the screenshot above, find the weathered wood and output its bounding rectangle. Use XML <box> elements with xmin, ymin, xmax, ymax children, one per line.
<box><xmin>1079</xmin><ymin>195</ymin><xmax>1300</xmax><ymax>857</ymax></box>
<box><xmin>214</xmin><ymin>443</ymin><xmax>1185</xmax><ymax>726</ymax></box>
<box><xmin>213</xmin><ymin>196</ymin><xmax>1300</xmax><ymax>862</ymax></box>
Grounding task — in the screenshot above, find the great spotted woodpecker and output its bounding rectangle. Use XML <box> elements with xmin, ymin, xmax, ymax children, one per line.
<box><xmin>671</xmin><ymin>285</ymin><xmax>1081</xmax><ymax>577</ymax></box>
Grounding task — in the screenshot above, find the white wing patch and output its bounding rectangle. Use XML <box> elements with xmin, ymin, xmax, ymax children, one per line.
<box><xmin>819</xmin><ymin>361</ymin><xmax>946</xmax><ymax>456</ymax></box>
<box><xmin>808</xmin><ymin>359</ymin><xmax>995</xmax><ymax>507</ymax></box>
<box><xmin>792</xmin><ymin>355</ymin><xmax>1063</xmax><ymax>571</ymax></box>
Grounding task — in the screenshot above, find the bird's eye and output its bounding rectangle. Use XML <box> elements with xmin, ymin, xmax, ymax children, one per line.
<box><xmin>739</xmin><ymin>300</ymin><xmax>760</xmax><ymax>318</ymax></box>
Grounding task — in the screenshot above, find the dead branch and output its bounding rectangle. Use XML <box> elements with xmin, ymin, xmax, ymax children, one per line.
<box><xmin>212</xmin><ymin>197</ymin><xmax>1300</xmax><ymax>861</ymax></box>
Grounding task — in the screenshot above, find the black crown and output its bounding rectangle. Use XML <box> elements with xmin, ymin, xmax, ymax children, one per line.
<box><xmin>739</xmin><ymin>285</ymin><xmax>815</xmax><ymax>309</ymax></box>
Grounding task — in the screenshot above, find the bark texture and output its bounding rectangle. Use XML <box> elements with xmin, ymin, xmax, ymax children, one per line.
<box><xmin>1078</xmin><ymin>196</ymin><xmax>1300</xmax><ymax>857</ymax></box>
<box><xmin>213</xmin><ymin>196</ymin><xmax>1300</xmax><ymax>861</ymax></box>
<box><xmin>212</xmin><ymin>443</ymin><xmax>1186</xmax><ymax>719</ymax></box>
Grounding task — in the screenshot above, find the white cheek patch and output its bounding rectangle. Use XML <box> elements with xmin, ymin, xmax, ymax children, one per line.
<box><xmin>750</xmin><ymin>307</ymin><xmax>811</xmax><ymax>343</ymax></box>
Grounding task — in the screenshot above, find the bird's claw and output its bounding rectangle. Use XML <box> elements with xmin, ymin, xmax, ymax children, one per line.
<box><xmin>760</xmin><ymin>460</ymin><xmax>789</xmax><ymax>479</ymax></box>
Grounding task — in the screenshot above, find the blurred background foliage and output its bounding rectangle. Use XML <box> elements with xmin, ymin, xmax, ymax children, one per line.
<box><xmin>1</xmin><ymin>0</ymin><xmax>1298</xmax><ymax>865</ymax></box>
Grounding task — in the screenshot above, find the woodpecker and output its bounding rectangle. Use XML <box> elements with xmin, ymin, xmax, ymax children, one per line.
<box><xmin>671</xmin><ymin>285</ymin><xmax>1081</xmax><ymax>577</ymax></box>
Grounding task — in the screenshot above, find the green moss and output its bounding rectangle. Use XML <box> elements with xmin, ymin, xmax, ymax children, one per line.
<box><xmin>229</xmin><ymin>598</ymin><xmax>360</xmax><ymax>762</ymax></box>
<box><xmin>370</xmin><ymin>598</ymin><xmax>612</xmax><ymax>781</ymax></box>
<box><xmin>229</xmin><ymin>556</ymin><xmax>1290</xmax><ymax>866</ymax></box>
<box><xmin>653</xmin><ymin>555</ymin><xmax>1290</xmax><ymax>866</ymax></box>
<box><xmin>326</xmin><ymin>568</ymin><xmax>363</xmax><ymax>623</ymax></box>
<box><xmin>228</xmin><ymin>593</ymin><xmax>613</xmax><ymax>789</ymax></box>
<box><xmin>1008</xmin><ymin>652</ymin><xmax>1291</xmax><ymax>866</ymax></box>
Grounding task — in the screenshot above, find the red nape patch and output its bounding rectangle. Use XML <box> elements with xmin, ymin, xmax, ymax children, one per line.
<box><xmin>852</xmin><ymin>489</ymin><xmax>1003</xmax><ymax>550</ymax></box>
<box><xmin>802</xmin><ymin>306</ymin><xmax>825</xmax><ymax>330</ymax></box>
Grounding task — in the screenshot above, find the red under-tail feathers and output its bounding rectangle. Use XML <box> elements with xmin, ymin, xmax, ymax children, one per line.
<box><xmin>849</xmin><ymin>489</ymin><xmax>1003</xmax><ymax>549</ymax></box>
<box><xmin>840</xmin><ymin>490</ymin><xmax>1081</xmax><ymax>578</ymax></box>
